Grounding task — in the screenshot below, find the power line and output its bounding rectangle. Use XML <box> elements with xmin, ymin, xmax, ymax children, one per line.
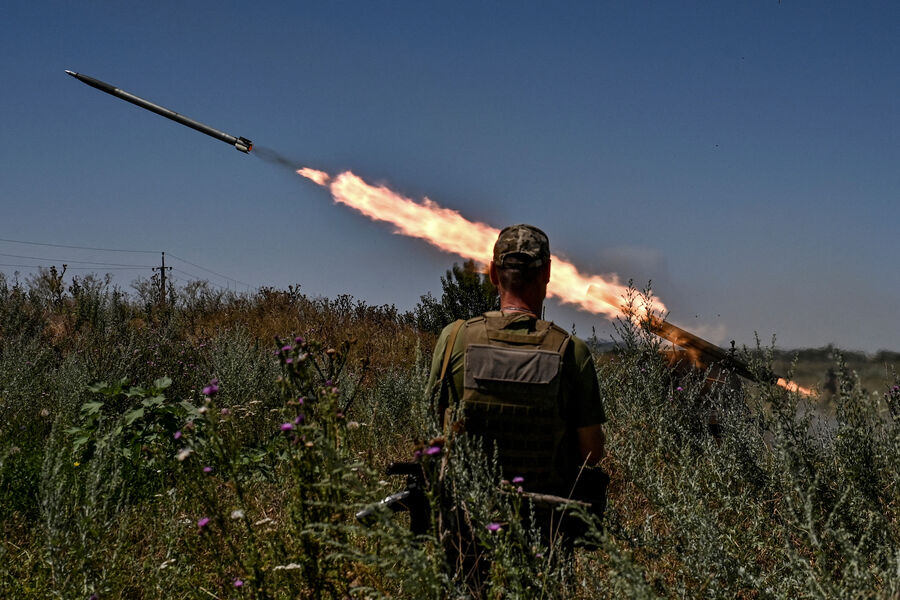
<box><xmin>0</xmin><ymin>252</ymin><xmax>155</xmax><ymax>268</ymax></box>
<box><xmin>0</xmin><ymin>263</ymin><xmax>148</xmax><ymax>271</ymax></box>
<box><xmin>167</xmin><ymin>253</ymin><xmax>252</xmax><ymax>289</ymax></box>
<box><xmin>171</xmin><ymin>267</ymin><xmax>210</xmax><ymax>281</ymax></box>
<box><xmin>0</xmin><ymin>237</ymin><xmax>157</xmax><ymax>254</ymax></box>
<box><xmin>171</xmin><ymin>268</ymin><xmax>230</xmax><ymax>291</ymax></box>
<box><xmin>0</xmin><ymin>237</ymin><xmax>253</xmax><ymax>291</ymax></box>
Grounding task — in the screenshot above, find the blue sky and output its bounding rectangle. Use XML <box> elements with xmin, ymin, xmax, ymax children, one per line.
<box><xmin>2</xmin><ymin>1</ymin><xmax>898</xmax><ymax>351</ymax></box>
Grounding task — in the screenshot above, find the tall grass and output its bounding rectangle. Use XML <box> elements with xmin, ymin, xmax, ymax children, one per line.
<box><xmin>1</xmin><ymin>272</ymin><xmax>898</xmax><ymax>598</ymax></box>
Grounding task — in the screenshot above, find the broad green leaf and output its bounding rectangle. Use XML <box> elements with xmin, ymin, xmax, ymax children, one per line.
<box><xmin>125</xmin><ymin>386</ymin><xmax>146</xmax><ymax>398</ymax></box>
<box><xmin>142</xmin><ymin>396</ymin><xmax>165</xmax><ymax>408</ymax></box>
<box><xmin>154</xmin><ymin>377</ymin><xmax>173</xmax><ymax>390</ymax></box>
<box><xmin>179</xmin><ymin>400</ymin><xmax>200</xmax><ymax>414</ymax></box>
<box><xmin>80</xmin><ymin>401</ymin><xmax>103</xmax><ymax>415</ymax></box>
<box><xmin>124</xmin><ymin>407</ymin><xmax>145</xmax><ymax>426</ymax></box>
<box><xmin>71</xmin><ymin>435</ymin><xmax>91</xmax><ymax>450</ymax></box>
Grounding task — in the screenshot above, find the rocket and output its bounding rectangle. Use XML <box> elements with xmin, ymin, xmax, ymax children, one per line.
<box><xmin>65</xmin><ymin>70</ymin><xmax>252</xmax><ymax>153</ymax></box>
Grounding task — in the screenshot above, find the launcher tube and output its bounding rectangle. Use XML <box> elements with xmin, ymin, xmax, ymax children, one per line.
<box><xmin>648</xmin><ymin>318</ymin><xmax>776</xmax><ymax>384</ymax></box>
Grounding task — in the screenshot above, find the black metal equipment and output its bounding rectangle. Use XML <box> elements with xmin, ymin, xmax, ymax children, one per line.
<box><xmin>355</xmin><ymin>462</ymin><xmax>431</xmax><ymax>535</ymax></box>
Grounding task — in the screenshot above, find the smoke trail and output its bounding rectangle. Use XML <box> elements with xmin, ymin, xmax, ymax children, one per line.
<box><xmin>252</xmin><ymin>145</ymin><xmax>305</xmax><ymax>172</ymax></box>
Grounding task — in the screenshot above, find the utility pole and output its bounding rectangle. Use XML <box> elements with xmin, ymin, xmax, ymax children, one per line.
<box><xmin>152</xmin><ymin>252</ymin><xmax>172</xmax><ymax>306</ymax></box>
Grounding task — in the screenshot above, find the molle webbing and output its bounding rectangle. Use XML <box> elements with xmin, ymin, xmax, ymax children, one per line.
<box><xmin>461</xmin><ymin>313</ymin><xmax>570</xmax><ymax>489</ymax></box>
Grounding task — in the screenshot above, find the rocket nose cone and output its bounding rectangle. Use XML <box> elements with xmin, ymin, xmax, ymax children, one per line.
<box><xmin>65</xmin><ymin>70</ymin><xmax>77</xmax><ymax>77</ymax></box>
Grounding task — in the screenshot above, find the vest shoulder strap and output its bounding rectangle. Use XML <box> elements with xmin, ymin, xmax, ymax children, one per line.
<box><xmin>439</xmin><ymin>319</ymin><xmax>466</xmax><ymax>383</ymax></box>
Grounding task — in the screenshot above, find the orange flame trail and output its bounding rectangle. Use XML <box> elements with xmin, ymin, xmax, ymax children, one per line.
<box><xmin>297</xmin><ymin>167</ymin><xmax>814</xmax><ymax>396</ymax></box>
<box><xmin>776</xmin><ymin>378</ymin><xmax>815</xmax><ymax>396</ymax></box>
<box><xmin>297</xmin><ymin>168</ymin><xmax>663</xmax><ymax>320</ymax></box>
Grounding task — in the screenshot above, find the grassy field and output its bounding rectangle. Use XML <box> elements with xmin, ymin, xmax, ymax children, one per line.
<box><xmin>1</xmin><ymin>269</ymin><xmax>898</xmax><ymax>598</ymax></box>
<box><xmin>773</xmin><ymin>347</ymin><xmax>900</xmax><ymax>405</ymax></box>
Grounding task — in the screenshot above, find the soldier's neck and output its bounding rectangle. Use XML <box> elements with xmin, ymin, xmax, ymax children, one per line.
<box><xmin>498</xmin><ymin>291</ymin><xmax>543</xmax><ymax>317</ymax></box>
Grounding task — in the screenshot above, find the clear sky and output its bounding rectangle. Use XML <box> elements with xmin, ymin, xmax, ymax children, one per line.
<box><xmin>2</xmin><ymin>1</ymin><xmax>898</xmax><ymax>352</ymax></box>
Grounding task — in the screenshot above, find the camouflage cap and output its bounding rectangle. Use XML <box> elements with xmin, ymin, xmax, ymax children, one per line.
<box><xmin>493</xmin><ymin>224</ymin><xmax>550</xmax><ymax>268</ymax></box>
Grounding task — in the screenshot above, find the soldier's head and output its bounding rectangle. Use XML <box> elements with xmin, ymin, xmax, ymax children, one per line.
<box><xmin>489</xmin><ymin>224</ymin><xmax>551</xmax><ymax>301</ymax></box>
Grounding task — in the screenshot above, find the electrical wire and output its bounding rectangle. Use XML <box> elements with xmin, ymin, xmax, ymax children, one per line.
<box><xmin>0</xmin><ymin>263</ymin><xmax>148</xmax><ymax>271</ymax></box>
<box><xmin>0</xmin><ymin>252</ymin><xmax>155</xmax><ymax>268</ymax></box>
<box><xmin>0</xmin><ymin>237</ymin><xmax>253</xmax><ymax>290</ymax></box>
<box><xmin>167</xmin><ymin>253</ymin><xmax>252</xmax><ymax>288</ymax></box>
<box><xmin>170</xmin><ymin>268</ymin><xmax>230</xmax><ymax>292</ymax></box>
<box><xmin>0</xmin><ymin>237</ymin><xmax>157</xmax><ymax>254</ymax></box>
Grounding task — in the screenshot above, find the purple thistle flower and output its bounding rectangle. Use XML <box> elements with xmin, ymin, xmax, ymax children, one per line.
<box><xmin>425</xmin><ymin>445</ymin><xmax>441</xmax><ymax>456</ymax></box>
<box><xmin>285</xmin><ymin>358</ymin><xmax>293</xmax><ymax>364</ymax></box>
<box><xmin>203</xmin><ymin>466</ymin><xmax>213</xmax><ymax>474</ymax></box>
<box><xmin>233</xmin><ymin>578</ymin><xmax>244</xmax><ymax>588</ymax></box>
<box><xmin>676</xmin><ymin>386</ymin><xmax>683</xmax><ymax>392</ymax></box>
<box><xmin>294</xmin><ymin>414</ymin><xmax>305</xmax><ymax>425</ymax></box>
<box><xmin>281</xmin><ymin>345</ymin><xmax>292</xmax><ymax>352</ymax></box>
<box><xmin>173</xmin><ymin>431</ymin><xmax>182</xmax><ymax>440</ymax></box>
<box><xmin>512</xmin><ymin>476</ymin><xmax>524</xmax><ymax>484</ymax></box>
<box><xmin>220</xmin><ymin>408</ymin><xmax>231</xmax><ymax>416</ymax></box>
<box><xmin>280</xmin><ymin>423</ymin><xmax>294</xmax><ymax>431</ymax></box>
<box><xmin>197</xmin><ymin>517</ymin><xmax>210</xmax><ymax>529</ymax></box>
<box><xmin>203</xmin><ymin>381</ymin><xmax>219</xmax><ymax>396</ymax></box>
<box><xmin>486</xmin><ymin>522</ymin><xmax>501</xmax><ymax>532</ymax></box>
<box><xmin>89</xmin><ymin>595</ymin><xmax>99</xmax><ymax>600</ymax></box>
<box><xmin>294</xmin><ymin>336</ymin><xmax>304</xmax><ymax>344</ymax></box>
<box><xmin>297</xmin><ymin>397</ymin><xmax>305</xmax><ymax>405</ymax></box>
<box><xmin>325</xmin><ymin>379</ymin><xmax>333</xmax><ymax>386</ymax></box>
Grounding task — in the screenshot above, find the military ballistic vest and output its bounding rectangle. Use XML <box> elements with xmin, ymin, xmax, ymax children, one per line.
<box><xmin>460</xmin><ymin>311</ymin><xmax>571</xmax><ymax>491</ymax></box>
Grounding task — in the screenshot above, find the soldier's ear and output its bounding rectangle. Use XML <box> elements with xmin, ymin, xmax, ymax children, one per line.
<box><xmin>542</xmin><ymin>260</ymin><xmax>552</xmax><ymax>284</ymax></box>
<box><xmin>489</xmin><ymin>261</ymin><xmax>500</xmax><ymax>286</ymax></box>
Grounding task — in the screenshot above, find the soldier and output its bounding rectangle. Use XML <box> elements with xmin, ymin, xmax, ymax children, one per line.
<box><xmin>426</xmin><ymin>224</ymin><xmax>607</xmax><ymax>545</ymax></box>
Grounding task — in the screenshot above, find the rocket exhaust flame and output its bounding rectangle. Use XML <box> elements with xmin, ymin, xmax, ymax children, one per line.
<box><xmin>776</xmin><ymin>378</ymin><xmax>815</xmax><ymax>396</ymax></box>
<box><xmin>297</xmin><ymin>168</ymin><xmax>331</xmax><ymax>186</ymax></box>
<box><xmin>298</xmin><ymin>168</ymin><xmax>662</xmax><ymax>320</ymax></box>
<box><xmin>298</xmin><ymin>167</ymin><xmax>814</xmax><ymax>397</ymax></box>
